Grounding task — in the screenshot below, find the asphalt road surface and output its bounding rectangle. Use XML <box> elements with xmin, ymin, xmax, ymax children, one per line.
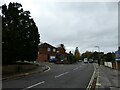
<box><xmin>2</xmin><ymin>62</ymin><xmax>94</xmax><ymax>89</ymax></box>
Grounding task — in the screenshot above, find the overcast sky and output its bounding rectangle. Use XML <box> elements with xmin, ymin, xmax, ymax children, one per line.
<box><xmin>0</xmin><ymin>0</ymin><xmax>119</xmax><ymax>54</ymax></box>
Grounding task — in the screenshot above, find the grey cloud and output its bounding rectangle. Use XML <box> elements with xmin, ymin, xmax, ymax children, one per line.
<box><xmin>0</xmin><ymin>1</ymin><xmax>118</xmax><ymax>53</ymax></box>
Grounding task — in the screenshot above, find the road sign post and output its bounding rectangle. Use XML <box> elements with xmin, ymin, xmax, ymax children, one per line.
<box><xmin>115</xmin><ymin>47</ymin><xmax>120</xmax><ymax>70</ymax></box>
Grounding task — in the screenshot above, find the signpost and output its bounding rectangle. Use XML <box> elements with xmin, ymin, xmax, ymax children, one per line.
<box><xmin>115</xmin><ymin>50</ymin><xmax>120</xmax><ymax>61</ymax></box>
<box><xmin>115</xmin><ymin>47</ymin><xmax>120</xmax><ymax>70</ymax></box>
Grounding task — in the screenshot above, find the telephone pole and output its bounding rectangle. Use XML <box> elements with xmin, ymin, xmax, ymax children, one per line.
<box><xmin>95</xmin><ymin>46</ymin><xmax>100</xmax><ymax>65</ymax></box>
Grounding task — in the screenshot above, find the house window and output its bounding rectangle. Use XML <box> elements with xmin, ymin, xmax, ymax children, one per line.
<box><xmin>48</xmin><ymin>48</ymin><xmax>51</xmax><ymax>51</ymax></box>
<box><xmin>53</xmin><ymin>48</ymin><xmax>56</xmax><ymax>52</ymax></box>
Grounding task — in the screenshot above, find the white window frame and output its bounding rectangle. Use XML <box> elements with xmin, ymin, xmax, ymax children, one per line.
<box><xmin>48</xmin><ymin>48</ymin><xmax>51</xmax><ymax>51</ymax></box>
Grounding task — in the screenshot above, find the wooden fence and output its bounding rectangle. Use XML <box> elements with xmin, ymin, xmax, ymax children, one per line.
<box><xmin>104</xmin><ymin>61</ymin><xmax>120</xmax><ymax>70</ymax></box>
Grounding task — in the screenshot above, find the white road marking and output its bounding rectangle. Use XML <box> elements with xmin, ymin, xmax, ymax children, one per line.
<box><xmin>44</xmin><ymin>65</ymin><xmax>50</xmax><ymax>72</ymax></box>
<box><xmin>86</xmin><ymin>63</ymin><xmax>96</xmax><ymax>90</ymax></box>
<box><xmin>73</xmin><ymin>67</ymin><xmax>78</xmax><ymax>70</ymax></box>
<box><xmin>22</xmin><ymin>81</ymin><xmax>45</xmax><ymax>90</ymax></box>
<box><xmin>55</xmin><ymin>72</ymin><xmax>69</xmax><ymax>78</ymax></box>
<box><xmin>96</xmin><ymin>83</ymin><xmax>101</xmax><ymax>86</ymax></box>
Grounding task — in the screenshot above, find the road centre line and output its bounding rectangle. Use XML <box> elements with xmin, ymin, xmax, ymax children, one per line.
<box><xmin>55</xmin><ymin>72</ymin><xmax>69</xmax><ymax>78</ymax></box>
<box><xmin>22</xmin><ymin>81</ymin><xmax>45</xmax><ymax>90</ymax></box>
<box><xmin>73</xmin><ymin>67</ymin><xmax>78</xmax><ymax>70</ymax></box>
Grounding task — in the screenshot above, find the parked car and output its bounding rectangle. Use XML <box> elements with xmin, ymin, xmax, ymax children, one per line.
<box><xmin>48</xmin><ymin>58</ymin><xmax>57</xmax><ymax>62</ymax></box>
<box><xmin>79</xmin><ymin>60</ymin><xmax>82</xmax><ymax>62</ymax></box>
<box><xmin>89</xmin><ymin>59</ymin><xmax>93</xmax><ymax>63</ymax></box>
<box><xmin>55</xmin><ymin>60</ymin><xmax>64</xmax><ymax>64</ymax></box>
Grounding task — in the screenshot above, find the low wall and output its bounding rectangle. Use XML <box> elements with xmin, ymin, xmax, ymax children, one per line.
<box><xmin>3</xmin><ymin>64</ymin><xmax>38</xmax><ymax>75</ymax></box>
<box><xmin>104</xmin><ymin>62</ymin><xmax>112</xmax><ymax>68</ymax></box>
<box><xmin>104</xmin><ymin>61</ymin><xmax>120</xmax><ymax>70</ymax></box>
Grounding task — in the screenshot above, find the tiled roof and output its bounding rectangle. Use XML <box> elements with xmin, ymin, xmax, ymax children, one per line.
<box><xmin>39</xmin><ymin>42</ymin><xmax>57</xmax><ymax>49</ymax></box>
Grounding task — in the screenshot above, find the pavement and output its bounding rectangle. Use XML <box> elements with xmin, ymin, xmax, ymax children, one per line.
<box><xmin>95</xmin><ymin>64</ymin><xmax>120</xmax><ymax>90</ymax></box>
<box><xmin>2</xmin><ymin>62</ymin><xmax>50</xmax><ymax>81</ymax></box>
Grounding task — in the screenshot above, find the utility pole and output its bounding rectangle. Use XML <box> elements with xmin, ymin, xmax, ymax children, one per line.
<box><xmin>115</xmin><ymin>46</ymin><xmax>120</xmax><ymax>70</ymax></box>
<box><xmin>0</xmin><ymin>5</ymin><xmax>2</xmax><ymax>90</ymax></box>
<box><xmin>95</xmin><ymin>46</ymin><xmax>100</xmax><ymax>65</ymax></box>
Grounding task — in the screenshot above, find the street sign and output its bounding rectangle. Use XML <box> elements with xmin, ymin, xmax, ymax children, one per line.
<box><xmin>115</xmin><ymin>50</ymin><xmax>120</xmax><ymax>61</ymax></box>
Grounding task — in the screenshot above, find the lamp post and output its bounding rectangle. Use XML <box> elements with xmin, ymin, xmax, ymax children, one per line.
<box><xmin>95</xmin><ymin>46</ymin><xmax>100</xmax><ymax>65</ymax></box>
<box><xmin>95</xmin><ymin>46</ymin><xmax>100</xmax><ymax>52</ymax></box>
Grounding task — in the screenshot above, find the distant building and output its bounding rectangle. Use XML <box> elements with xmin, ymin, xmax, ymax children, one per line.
<box><xmin>57</xmin><ymin>45</ymin><xmax>67</xmax><ymax>61</ymax></box>
<box><xmin>37</xmin><ymin>43</ymin><xmax>57</xmax><ymax>62</ymax></box>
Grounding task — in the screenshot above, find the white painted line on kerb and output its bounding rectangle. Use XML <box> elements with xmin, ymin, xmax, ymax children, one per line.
<box><xmin>22</xmin><ymin>81</ymin><xmax>45</xmax><ymax>90</ymax></box>
<box><xmin>73</xmin><ymin>67</ymin><xmax>78</xmax><ymax>70</ymax></box>
<box><xmin>55</xmin><ymin>72</ymin><xmax>69</xmax><ymax>78</ymax></box>
<box><xmin>86</xmin><ymin>63</ymin><xmax>96</xmax><ymax>90</ymax></box>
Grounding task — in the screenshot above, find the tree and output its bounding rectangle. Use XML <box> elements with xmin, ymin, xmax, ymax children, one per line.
<box><xmin>93</xmin><ymin>51</ymin><xmax>99</xmax><ymax>60</ymax></box>
<box><xmin>104</xmin><ymin>52</ymin><xmax>115</xmax><ymax>62</ymax></box>
<box><xmin>80</xmin><ymin>51</ymin><xmax>93</xmax><ymax>60</ymax></box>
<box><xmin>74</xmin><ymin>47</ymin><xmax>80</xmax><ymax>61</ymax></box>
<box><xmin>68</xmin><ymin>51</ymin><xmax>75</xmax><ymax>64</ymax></box>
<box><xmin>57</xmin><ymin>44</ymin><xmax>66</xmax><ymax>60</ymax></box>
<box><xmin>2</xmin><ymin>2</ymin><xmax>40</xmax><ymax>65</ymax></box>
<box><xmin>80</xmin><ymin>52</ymin><xmax>87</xmax><ymax>60</ymax></box>
<box><xmin>58</xmin><ymin>44</ymin><xmax>66</xmax><ymax>53</ymax></box>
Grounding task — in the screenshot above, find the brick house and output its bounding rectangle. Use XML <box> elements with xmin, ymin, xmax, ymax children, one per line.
<box><xmin>37</xmin><ymin>43</ymin><xmax>57</xmax><ymax>62</ymax></box>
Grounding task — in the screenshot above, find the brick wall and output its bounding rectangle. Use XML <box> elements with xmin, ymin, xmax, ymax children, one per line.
<box><xmin>39</xmin><ymin>48</ymin><xmax>47</xmax><ymax>54</ymax></box>
<box><xmin>37</xmin><ymin>54</ymin><xmax>47</xmax><ymax>62</ymax></box>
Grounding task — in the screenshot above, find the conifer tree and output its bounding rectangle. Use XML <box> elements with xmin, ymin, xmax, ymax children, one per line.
<box><xmin>2</xmin><ymin>2</ymin><xmax>40</xmax><ymax>64</ymax></box>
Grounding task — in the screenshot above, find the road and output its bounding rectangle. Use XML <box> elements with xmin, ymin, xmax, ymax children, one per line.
<box><xmin>2</xmin><ymin>62</ymin><xmax>94</xmax><ymax>89</ymax></box>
